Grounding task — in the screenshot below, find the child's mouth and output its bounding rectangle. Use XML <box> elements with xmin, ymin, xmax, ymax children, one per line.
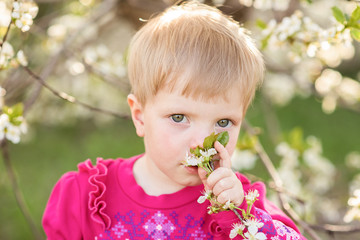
<box><xmin>184</xmin><ymin>165</ymin><xmax>198</xmax><ymax>174</ymax></box>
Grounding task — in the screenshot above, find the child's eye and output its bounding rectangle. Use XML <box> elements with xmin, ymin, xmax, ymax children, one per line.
<box><xmin>170</xmin><ymin>114</ymin><xmax>187</xmax><ymax>123</ymax></box>
<box><xmin>216</xmin><ymin>119</ymin><xmax>232</xmax><ymax>128</ymax></box>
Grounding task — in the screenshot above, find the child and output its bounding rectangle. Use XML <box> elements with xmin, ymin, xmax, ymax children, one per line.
<box><xmin>43</xmin><ymin>1</ymin><xmax>307</xmax><ymax>239</ymax></box>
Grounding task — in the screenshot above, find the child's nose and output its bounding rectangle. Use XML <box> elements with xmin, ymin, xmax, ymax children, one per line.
<box><xmin>189</xmin><ymin>128</ymin><xmax>214</xmax><ymax>149</ymax></box>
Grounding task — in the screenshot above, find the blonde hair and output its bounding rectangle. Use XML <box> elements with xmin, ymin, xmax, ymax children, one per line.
<box><xmin>127</xmin><ymin>1</ymin><xmax>264</xmax><ymax>112</ymax></box>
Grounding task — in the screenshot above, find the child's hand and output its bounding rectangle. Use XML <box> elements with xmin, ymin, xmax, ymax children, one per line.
<box><xmin>198</xmin><ymin>141</ymin><xmax>244</xmax><ymax>207</ymax></box>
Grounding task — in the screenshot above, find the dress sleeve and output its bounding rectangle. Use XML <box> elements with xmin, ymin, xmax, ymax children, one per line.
<box><xmin>210</xmin><ymin>174</ymin><xmax>307</xmax><ymax>240</ymax></box>
<box><xmin>42</xmin><ymin>172</ymin><xmax>83</xmax><ymax>240</ymax></box>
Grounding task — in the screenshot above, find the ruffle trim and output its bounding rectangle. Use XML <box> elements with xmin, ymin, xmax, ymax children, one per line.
<box><xmin>79</xmin><ymin>159</ymin><xmax>111</xmax><ymax>230</ymax></box>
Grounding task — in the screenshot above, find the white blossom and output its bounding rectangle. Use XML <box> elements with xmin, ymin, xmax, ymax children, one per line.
<box><xmin>0</xmin><ymin>114</ymin><xmax>27</xmax><ymax>144</ymax></box>
<box><xmin>184</xmin><ymin>152</ymin><xmax>204</xmax><ymax>166</ymax></box>
<box><xmin>0</xmin><ymin>114</ymin><xmax>10</xmax><ymax>139</ymax></box>
<box><xmin>263</xmin><ymin>73</ymin><xmax>296</xmax><ymax>106</ymax></box>
<box><xmin>11</xmin><ymin>1</ymin><xmax>38</xmax><ymax>32</ymax></box>
<box><xmin>246</xmin><ymin>189</ymin><xmax>260</xmax><ymax>204</ymax></box>
<box><xmin>5</xmin><ymin>124</ymin><xmax>21</xmax><ymax>144</ymax></box>
<box><xmin>197</xmin><ymin>190</ymin><xmax>212</xmax><ymax>204</ymax></box>
<box><xmin>244</xmin><ymin>219</ymin><xmax>266</xmax><ymax>240</ymax></box>
<box><xmin>223</xmin><ymin>199</ymin><xmax>232</xmax><ymax>210</ymax></box>
<box><xmin>0</xmin><ymin>42</ymin><xmax>15</xmax><ymax>69</ymax></box>
<box><xmin>344</xmin><ymin>189</ymin><xmax>360</xmax><ymax>223</ymax></box>
<box><xmin>16</xmin><ymin>50</ymin><xmax>28</xmax><ymax>66</ymax></box>
<box><xmin>345</xmin><ymin>152</ymin><xmax>360</xmax><ymax>169</ymax></box>
<box><xmin>229</xmin><ymin>223</ymin><xmax>245</xmax><ymax>239</ymax></box>
<box><xmin>200</xmin><ymin>148</ymin><xmax>217</xmax><ymax>158</ymax></box>
<box><xmin>231</xmin><ymin>149</ymin><xmax>258</xmax><ymax>171</ymax></box>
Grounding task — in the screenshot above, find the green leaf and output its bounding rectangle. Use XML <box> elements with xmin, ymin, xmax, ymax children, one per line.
<box><xmin>261</xmin><ymin>34</ymin><xmax>271</xmax><ymax>50</ymax></box>
<box><xmin>287</xmin><ymin>127</ymin><xmax>307</xmax><ymax>153</ymax></box>
<box><xmin>11</xmin><ymin>103</ymin><xmax>24</xmax><ymax>117</ymax></box>
<box><xmin>350</xmin><ymin>28</ymin><xmax>360</xmax><ymax>41</ymax></box>
<box><xmin>190</xmin><ymin>146</ymin><xmax>201</xmax><ymax>156</ymax></box>
<box><xmin>256</xmin><ymin>19</ymin><xmax>267</xmax><ymax>30</ymax></box>
<box><xmin>351</xmin><ymin>6</ymin><xmax>360</xmax><ymax>22</ymax></box>
<box><xmin>2</xmin><ymin>106</ymin><xmax>10</xmax><ymax>115</ymax></box>
<box><xmin>203</xmin><ymin>132</ymin><xmax>216</xmax><ymax>149</ymax></box>
<box><xmin>237</xmin><ymin>132</ymin><xmax>258</xmax><ymax>150</ymax></box>
<box><xmin>2</xmin><ymin>103</ymin><xmax>24</xmax><ymax>118</ymax></box>
<box><xmin>332</xmin><ymin>6</ymin><xmax>346</xmax><ymax>24</ymax></box>
<box><xmin>216</xmin><ymin>131</ymin><xmax>229</xmax><ymax>147</ymax></box>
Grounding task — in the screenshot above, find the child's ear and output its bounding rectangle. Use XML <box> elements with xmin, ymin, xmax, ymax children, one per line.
<box><xmin>127</xmin><ymin>94</ymin><xmax>145</xmax><ymax>137</ymax></box>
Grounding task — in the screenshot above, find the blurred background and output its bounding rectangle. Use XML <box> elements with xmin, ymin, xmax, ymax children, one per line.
<box><xmin>1</xmin><ymin>0</ymin><xmax>360</xmax><ymax>239</ymax></box>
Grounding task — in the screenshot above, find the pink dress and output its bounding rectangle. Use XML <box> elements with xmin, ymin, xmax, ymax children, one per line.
<box><xmin>43</xmin><ymin>155</ymin><xmax>307</xmax><ymax>239</ymax></box>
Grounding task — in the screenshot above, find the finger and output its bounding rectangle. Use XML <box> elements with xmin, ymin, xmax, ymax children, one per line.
<box><xmin>214</xmin><ymin>141</ymin><xmax>231</xmax><ymax>169</ymax></box>
<box><xmin>216</xmin><ymin>189</ymin><xmax>234</xmax><ymax>205</ymax></box>
<box><xmin>212</xmin><ymin>177</ymin><xmax>233</xmax><ymax>196</ymax></box>
<box><xmin>206</xmin><ymin>167</ymin><xmax>233</xmax><ymax>189</ymax></box>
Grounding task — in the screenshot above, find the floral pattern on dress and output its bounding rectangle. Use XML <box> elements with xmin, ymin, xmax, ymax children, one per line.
<box><xmin>95</xmin><ymin>210</ymin><xmax>212</xmax><ymax>240</ymax></box>
<box><xmin>273</xmin><ymin>220</ymin><xmax>301</xmax><ymax>240</ymax></box>
<box><xmin>143</xmin><ymin>211</ymin><xmax>176</xmax><ymax>239</ymax></box>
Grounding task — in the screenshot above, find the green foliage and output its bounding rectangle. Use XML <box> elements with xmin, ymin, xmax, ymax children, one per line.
<box><xmin>203</xmin><ymin>131</ymin><xmax>229</xmax><ymax>149</ymax></box>
<box><xmin>2</xmin><ymin>103</ymin><xmax>24</xmax><ymax>126</ymax></box>
<box><xmin>237</xmin><ymin>132</ymin><xmax>258</xmax><ymax>151</ymax></box>
<box><xmin>216</xmin><ymin>131</ymin><xmax>229</xmax><ymax>148</ymax></box>
<box><xmin>332</xmin><ymin>5</ymin><xmax>360</xmax><ymax>41</ymax></box>
<box><xmin>332</xmin><ymin>6</ymin><xmax>346</xmax><ymax>24</ymax></box>
<box><xmin>256</xmin><ymin>19</ymin><xmax>267</xmax><ymax>30</ymax></box>
<box><xmin>285</xmin><ymin>127</ymin><xmax>308</xmax><ymax>154</ymax></box>
<box><xmin>350</xmin><ymin>28</ymin><xmax>360</xmax><ymax>41</ymax></box>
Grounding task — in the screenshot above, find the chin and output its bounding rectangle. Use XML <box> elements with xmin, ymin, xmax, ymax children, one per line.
<box><xmin>182</xmin><ymin>178</ymin><xmax>203</xmax><ymax>187</ymax></box>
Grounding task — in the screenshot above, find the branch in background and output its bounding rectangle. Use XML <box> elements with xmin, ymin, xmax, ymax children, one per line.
<box><xmin>242</xmin><ymin>120</ymin><xmax>322</xmax><ymax>240</ymax></box>
<box><xmin>1</xmin><ymin>140</ymin><xmax>45</xmax><ymax>240</ymax></box>
<box><xmin>23</xmin><ymin>66</ymin><xmax>130</xmax><ymax>120</ymax></box>
<box><xmin>23</xmin><ymin>0</ymin><xmax>118</xmax><ymax>114</ymax></box>
<box><xmin>243</xmin><ymin>120</ymin><xmax>360</xmax><ymax>238</ymax></box>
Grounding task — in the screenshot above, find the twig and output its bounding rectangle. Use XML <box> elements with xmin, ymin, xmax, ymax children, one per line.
<box><xmin>311</xmin><ymin>224</ymin><xmax>360</xmax><ymax>234</ymax></box>
<box><xmin>232</xmin><ymin>209</ymin><xmax>246</xmax><ymax>224</ymax></box>
<box><xmin>1</xmin><ymin>139</ymin><xmax>45</xmax><ymax>240</ymax></box>
<box><xmin>23</xmin><ymin>66</ymin><xmax>130</xmax><ymax>119</ymax></box>
<box><xmin>242</xmin><ymin>120</ymin><xmax>323</xmax><ymax>240</ymax></box>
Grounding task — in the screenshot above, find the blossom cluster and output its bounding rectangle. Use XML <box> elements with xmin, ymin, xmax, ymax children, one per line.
<box><xmin>229</xmin><ymin>190</ymin><xmax>266</xmax><ymax>240</ymax></box>
<box><xmin>197</xmin><ymin>189</ymin><xmax>263</xmax><ymax>239</ymax></box>
<box><xmin>184</xmin><ymin>132</ymin><xmax>239</xmax><ymax>214</ymax></box>
<box><xmin>82</xmin><ymin>44</ymin><xmax>127</xmax><ymax>78</ymax></box>
<box><xmin>184</xmin><ymin>148</ymin><xmax>217</xmax><ymax>173</ymax></box>
<box><xmin>274</xmin><ymin>130</ymin><xmax>338</xmax><ymax>222</ymax></box>
<box><xmin>0</xmin><ymin>42</ymin><xmax>28</xmax><ymax>70</ymax></box>
<box><xmin>11</xmin><ymin>1</ymin><xmax>38</xmax><ymax>32</ymax></box>
<box><xmin>344</xmin><ymin>189</ymin><xmax>360</xmax><ymax>223</ymax></box>
<box><xmin>0</xmin><ymin>112</ymin><xmax>27</xmax><ymax>144</ymax></box>
<box><xmin>314</xmin><ymin>68</ymin><xmax>360</xmax><ymax>114</ymax></box>
<box><xmin>259</xmin><ymin>9</ymin><xmax>355</xmax><ymax>66</ymax></box>
<box><xmin>261</xmin><ymin>58</ymin><xmax>322</xmax><ymax>107</ymax></box>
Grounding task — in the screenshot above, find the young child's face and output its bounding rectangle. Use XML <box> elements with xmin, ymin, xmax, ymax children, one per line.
<box><xmin>130</xmin><ymin>86</ymin><xmax>244</xmax><ymax>190</ymax></box>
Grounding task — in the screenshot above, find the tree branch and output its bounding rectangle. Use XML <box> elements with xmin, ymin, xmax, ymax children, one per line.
<box><xmin>23</xmin><ymin>66</ymin><xmax>130</xmax><ymax>119</ymax></box>
<box><xmin>23</xmin><ymin>0</ymin><xmax>118</xmax><ymax>114</ymax></box>
<box><xmin>242</xmin><ymin>120</ymin><xmax>323</xmax><ymax>240</ymax></box>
